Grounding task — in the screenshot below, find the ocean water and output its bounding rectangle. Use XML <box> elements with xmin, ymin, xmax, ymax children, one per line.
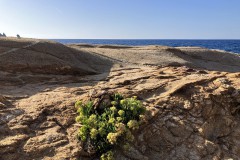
<box><xmin>53</xmin><ymin>39</ymin><xmax>240</xmax><ymax>54</ymax></box>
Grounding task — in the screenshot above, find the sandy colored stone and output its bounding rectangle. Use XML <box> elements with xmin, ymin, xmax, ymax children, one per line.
<box><xmin>0</xmin><ymin>38</ymin><xmax>239</xmax><ymax>159</ymax></box>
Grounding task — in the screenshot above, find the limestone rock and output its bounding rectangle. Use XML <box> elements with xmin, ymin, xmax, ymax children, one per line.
<box><xmin>0</xmin><ymin>40</ymin><xmax>240</xmax><ymax>159</ymax></box>
<box><xmin>0</xmin><ymin>38</ymin><xmax>112</xmax><ymax>75</ymax></box>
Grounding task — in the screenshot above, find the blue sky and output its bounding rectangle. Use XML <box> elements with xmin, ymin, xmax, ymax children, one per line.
<box><xmin>0</xmin><ymin>0</ymin><xmax>240</xmax><ymax>39</ymax></box>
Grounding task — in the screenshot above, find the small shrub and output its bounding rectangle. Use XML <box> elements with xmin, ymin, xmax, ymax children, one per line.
<box><xmin>75</xmin><ymin>93</ymin><xmax>146</xmax><ymax>159</ymax></box>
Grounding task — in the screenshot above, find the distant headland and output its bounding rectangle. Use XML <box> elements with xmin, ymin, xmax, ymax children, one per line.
<box><xmin>0</xmin><ymin>33</ymin><xmax>21</xmax><ymax>38</ymax></box>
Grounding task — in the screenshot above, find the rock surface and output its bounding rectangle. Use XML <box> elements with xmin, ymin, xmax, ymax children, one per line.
<box><xmin>0</xmin><ymin>38</ymin><xmax>112</xmax><ymax>75</ymax></box>
<box><xmin>72</xmin><ymin>44</ymin><xmax>240</xmax><ymax>72</ymax></box>
<box><xmin>0</xmin><ymin>38</ymin><xmax>240</xmax><ymax>160</ymax></box>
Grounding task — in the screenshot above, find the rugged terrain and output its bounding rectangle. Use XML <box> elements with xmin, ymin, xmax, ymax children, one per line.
<box><xmin>0</xmin><ymin>38</ymin><xmax>240</xmax><ymax>160</ymax></box>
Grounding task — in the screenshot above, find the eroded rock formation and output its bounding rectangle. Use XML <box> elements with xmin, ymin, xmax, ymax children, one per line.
<box><xmin>0</xmin><ymin>38</ymin><xmax>112</xmax><ymax>75</ymax></box>
<box><xmin>0</xmin><ymin>38</ymin><xmax>240</xmax><ymax>160</ymax></box>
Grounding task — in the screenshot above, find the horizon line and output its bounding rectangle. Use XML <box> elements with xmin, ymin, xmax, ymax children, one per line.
<box><xmin>47</xmin><ymin>38</ymin><xmax>240</xmax><ymax>40</ymax></box>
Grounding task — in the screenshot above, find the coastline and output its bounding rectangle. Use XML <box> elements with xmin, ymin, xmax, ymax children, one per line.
<box><xmin>52</xmin><ymin>39</ymin><xmax>240</xmax><ymax>55</ymax></box>
<box><xmin>0</xmin><ymin>38</ymin><xmax>240</xmax><ymax>159</ymax></box>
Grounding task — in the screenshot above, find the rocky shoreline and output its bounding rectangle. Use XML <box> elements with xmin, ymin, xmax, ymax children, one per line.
<box><xmin>0</xmin><ymin>38</ymin><xmax>240</xmax><ymax>160</ymax></box>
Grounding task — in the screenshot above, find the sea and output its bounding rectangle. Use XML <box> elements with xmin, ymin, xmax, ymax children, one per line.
<box><xmin>52</xmin><ymin>39</ymin><xmax>240</xmax><ymax>54</ymax></box>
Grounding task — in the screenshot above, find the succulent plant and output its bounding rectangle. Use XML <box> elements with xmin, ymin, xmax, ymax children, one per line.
<box><xmin>75</xmin><ymin>93</ymin><xmax>146</xmax><ymax>159</ymax></box>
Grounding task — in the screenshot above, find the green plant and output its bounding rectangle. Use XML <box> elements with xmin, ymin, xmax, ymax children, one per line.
<box><xmin>75</xmin><ymin>93</ymin><xmax>146</xmax><ymax>159</ymax></box>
